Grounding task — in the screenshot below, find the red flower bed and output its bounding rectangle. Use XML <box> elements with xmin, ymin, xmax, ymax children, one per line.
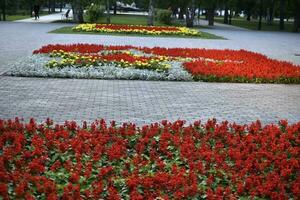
<box><xmin>1</xmin><ymin>118</ymin><xmax>299</xmax><ymax>199</ymax></box>
<box><xmin>33</xmin><ymin>44</ymin><xmax>300</xmax><ymax>83</ymax></box>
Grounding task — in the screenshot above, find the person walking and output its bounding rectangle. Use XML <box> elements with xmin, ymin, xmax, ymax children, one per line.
<box><xmin>33</xmin><ymin>4</ymin><xmax>40</xmax><ymax>20</ymax></box>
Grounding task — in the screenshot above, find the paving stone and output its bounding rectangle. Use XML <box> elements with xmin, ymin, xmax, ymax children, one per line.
<box><xmin>0</xmin><ymin>76</ymin><xmax>299</xmax><ymax>125</ymax></box>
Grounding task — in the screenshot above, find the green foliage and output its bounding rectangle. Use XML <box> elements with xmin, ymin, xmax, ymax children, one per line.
<box><xmin>155</xmin><ymin>9</ymin><xmax>172</xmax><ymax>25</ymax></box>
<box><xmin>86</xmin><ymin>4</ymin><xmax>104</xmax><ymax>23</ymax></box>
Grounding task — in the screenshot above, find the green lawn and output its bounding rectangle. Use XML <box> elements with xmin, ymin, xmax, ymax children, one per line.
<box><xmin>5</xmin><ymin>15</ymin><xmax>31</xmax><ymax>21</ymax></box>
<box><xmin>214</xmin><ymin>16</ymin><xmax>295</xmax><ymax>32</ymax></box>
<box><xmin>50</xmin><ymin>26</ymin><xmax>224</xmax><ymax>39</ymax></box>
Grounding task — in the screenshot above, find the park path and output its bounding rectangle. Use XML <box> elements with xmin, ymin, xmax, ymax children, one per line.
<box><xmin>0</xmin><ymin>22</ymin><xmax>299</xmax><ymax>125</ymax></box>
<box><xmin>13</xmin><ymin>8</ymin><xmax>76</xmax><ymax>23</ymax></box>
<box><xmin>14</xmin><ymin>11</ymin><xmax>67</xmax><ymax>23</ymax></box>
<box><xmin>1</xmin><ymin>76</ymin><xmax>299</xmax><ymax>125</ymax></box>
<box><xmin>194</xmin><ymin>19</ymin><xmax>248</xmax><ymax>31</ymax></box>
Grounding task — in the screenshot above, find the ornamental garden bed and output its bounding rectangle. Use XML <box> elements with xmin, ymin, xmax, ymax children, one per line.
<box><xmin>50</xmin><ymin>24</ymin><xmax>222</xmax><ymax>39</ymax></box>
<box><xmin>0</xmin><ymin>118</ymin><xmax>299</xmax><ymax>199</ymax></box>
<box><xmin>7</xmin><ymin>44</ymin><xmax>300</xmax><ymax>84</ymax></box>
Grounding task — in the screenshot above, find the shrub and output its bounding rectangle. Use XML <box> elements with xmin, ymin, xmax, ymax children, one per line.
<box><xmin>155</xmin><ymin>9</ymin><xmax>172</xmax><ymax>25</ymax></box>
<box><xmin>86</xmin><ymin>4</ymin><xmax>104</xmax><ymax>23</ymax></box>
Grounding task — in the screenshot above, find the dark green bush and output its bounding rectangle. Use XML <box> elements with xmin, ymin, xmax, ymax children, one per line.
<box><xmin>86</xmin><ymin>4</ymin><xmax>104</xmax><ymax>23</ymax></box>
<box><xmin>155</xmin><ymin>9</ymin><xmax>172</xmax><ymax>25</ymax></box>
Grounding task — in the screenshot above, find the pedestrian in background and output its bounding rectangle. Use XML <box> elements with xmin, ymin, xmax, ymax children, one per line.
<box><xmin>33</xmin><ymin>4</ymin><xmax>40</xmax><ymax>20</ymax></box>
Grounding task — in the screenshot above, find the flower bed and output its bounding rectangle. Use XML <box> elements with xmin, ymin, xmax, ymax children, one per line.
<box><xmin>7</xmin><ymin>44</ymin><xmax>300</xmax><ymax>83</ymax></box>
<box><xmin>72</xmin><ymin>24</ymin><xmax>201</xmax><ymax>37</ymax></box>
<box><xmin>0</xmin><ymin>118</ymin><xmax>299</xmax><ymax>199</ymax></box>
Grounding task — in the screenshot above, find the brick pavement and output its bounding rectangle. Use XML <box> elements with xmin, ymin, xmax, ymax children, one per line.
<box><xmin>0</xmin><ymin>76</ymin><xmax>299</xmax><ymax>125</ymax></box>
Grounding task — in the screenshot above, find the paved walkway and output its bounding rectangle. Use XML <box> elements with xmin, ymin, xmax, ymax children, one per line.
<box><xmin>0</xmin><ymin>76</ymin><xmax>299</xmax><ymax>125</ymax></box>
<box><xmin>194</xmin><ymin>19</ymin><xmax>248</xmax><ymax>31</ymax></box>
<box><xmin>13</xmin><ymin>10</ymin><xmax>147</xmax><ymax>24</ymax></box>
<box><xmin>15</xmin><ymin>12</ymin><xmax>69</xmax><ymax>23</ymax></box>
<box><xmin>14</xmin><ymin>9</ymin><xmax>72</xmax><ymax>23</ymax></box>
<box><xmin>0</xmin><ymin>22</ymin><xmax>299</xmax><ymax>125</ymax></box>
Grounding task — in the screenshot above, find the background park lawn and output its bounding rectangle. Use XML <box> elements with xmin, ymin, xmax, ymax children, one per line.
<box><xmin>213</xmin><ymin>16</ymin><xmax>295</xmax><ymax>32</ymax></box>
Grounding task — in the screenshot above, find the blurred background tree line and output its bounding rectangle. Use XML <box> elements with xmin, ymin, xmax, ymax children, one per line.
<box><xmin>0</xmin><ymin>0</ymin><xmax>299</xmax><ymax>32</ymax></box>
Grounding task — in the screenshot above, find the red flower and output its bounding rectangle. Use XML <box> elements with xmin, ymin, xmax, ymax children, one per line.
<box><xmin>69</xmin><ymin>173</ymin><xmax>80</xmax><ymax>183</ymax></box>
<box><xmin>15</xmin><ymin>182</ymin><xmax>27</xmax><ymax>197</ymax></box>
<box><xmin>99</xmin><ymin>166</ymin><xmax>113</xmax><ymax>177</ymax></box>
<box><xmin>28</xmin><ymin>159</ymin><xmax>45</xmax><ymax>174</ymax></box>
<box><xmin>0</xmin><ymin>183</ymin><xmax>8</xmax><ymax>196</ymax></box>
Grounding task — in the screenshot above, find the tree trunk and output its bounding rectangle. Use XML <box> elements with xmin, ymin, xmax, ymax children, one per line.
<box><xmin>186</xmin><ymin>0</ymin><xmax>195</xmax><ymax>27</ymax></box>
<box><xmin>246</xmin><ymin>8</ymin><xmax>251</xmax><ymax>21</ymax></box>
<box><xmin>179</xmin><ymin>7</ymin><xmax>184</xmax><ymax>19</ymax></box>
<box><xmin>229</xmin><ymin>10</ymin><xmax>232</xmax><ymax>25</ymax></box>
<box><xmin>197</xmin><ymin>3</ymin><xmax>201</xmax><ymax>20</ymax></box>
<box><xmin>258</xmin><ymin>0</ymin><xmax>263</xmax><ymax>30</ymax></box>
<box><xmin>72</xmin><ymin>0</ymin><xmax>84</xmax><ymax>23</ymax></box>
<box><xmin>15</xmin><ymin>0</ymin><xmax>20</xmax><ymax>12</ymax></box>
<box><xmin>207</xmin><ymin>7</ymin><xmax>214</xmax><ymax>26</ymax></box>
<box><xmin>293</xmin><ymin>0</ymin><xmax>300</xmax><ymax>32</ymax></box>
<box><xmin>224</xmin><ymin>2</ymin><xmax>229</xmax><ymax>24</ymax></box>
<box><xmin>1</xmin><ymin>0</ymin><xmax>6</xmax><ymax>21</ymax></box>
<box><xmin>191</xmin><ymin>0</ymin><xmax>195</xmax><ymax>25</ymax></box>
<box><xmin>48</xmin><ymin>0</ymin><xmax>51</xmax><ymax>14</ymax></box>
<box><xmin>0</xmin><ymin>7</ymin><xmax>1</xmax><ymax>21</ymax></box>
<box><xmin>51</xmin><ymin>0</ymin><xmax>56</xmax><ymax>13</ymax></box>
<box><xmin>114</xmin><ymin>1</ymin><xmax>117</xmax><ymax>15</ymax></box>
<box><xmin>106</xmin><ymin>0</ymin><xmax>110</xmax><ymax>24</ymax></box>
<box><xmin>147</xmin><ymin>0</ymin><xmax>154</xmax><ymax>26</ymax></box>
<box><xmin>279</xmin><ymin>0</ymin><xmax>285</xmax><ymax>30</ymax></box>
<box><xmin>60</xmin><ymin>1</ymin><xmax>63</xmax><ymax>12</ymax></box>
<box><xmin>267</xmin><ymin>0</ymin><xmax>275</xmax><ymax>24</ymax></box>
<box><xmin>30</xmin><ymin>2</ymin><xmax>33</xmax><ymax>17</ymax></box>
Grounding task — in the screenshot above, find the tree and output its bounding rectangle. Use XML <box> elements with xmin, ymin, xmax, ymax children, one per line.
<box><xmin>267</xmin><ymin>0</ymin><xmax>276</xmax><ymax>24</ymax></box>
<box><xmin>242</xmin><ymin>0</ymin><xmax>256</xmax><ymax>21</ymax></box>
<box><xmin>51</xmin><ymin>0</ymin><xmax>56</xmax><ymax>13</ymax></box>
<box><xmin>258</xmin><ymin>0</ymin><xmax>263</xmax><ymax>30</ymax></box>
<box><xmin>72</xmin><ymin>0</ymin><xmax>84</xmax><ymax>23</ymax></box>
<box><xmin>279</xmin><ymin>0</ymin><xmax>285</xmax><ymax>30</ymax></box>
<box><xmin>147</xmin><ymin>0</ymin><xmax>154</xmax><ymax>26</ymax></box>
<box><xmin>59</xmin><ymin>0</ymin><xmax>64</xmax><ymax>12</ymax></box>
<box><xmin>292</xmin><ymin>0</ymin><xmax>300</xmax><ymax>32</ymax></box>
<box><xmin>228</xmin><ymin>0</ymin><xmax>237</xmax><ymax>25</ymax></box>
<box><xmin>113</xmin><ymin>0</ymin><xmax>117</xmax><ymax>15</ymax></box>
<box><xmin>224</xmin><ymin>0</ymin><xmax>229</xmax><ymax>24</ymax></box>
<box><xmin>186</xmin><ymin>0</ymin><xmax>195</xmax><ymax>27</ymax></box>
<box><xmin>206</xmin><ymin>0</ymin><xmax>217</xmax><ymax>26</ymax></box>
<box><xmin>106</xmin><ymin>0</ymin><xmax>110</xmax><ymax>24</ymax></box>
<box><xmin>0</xmin><ymin>0</ymin><xmax>7</xmax><ymax>21</ymax></box>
